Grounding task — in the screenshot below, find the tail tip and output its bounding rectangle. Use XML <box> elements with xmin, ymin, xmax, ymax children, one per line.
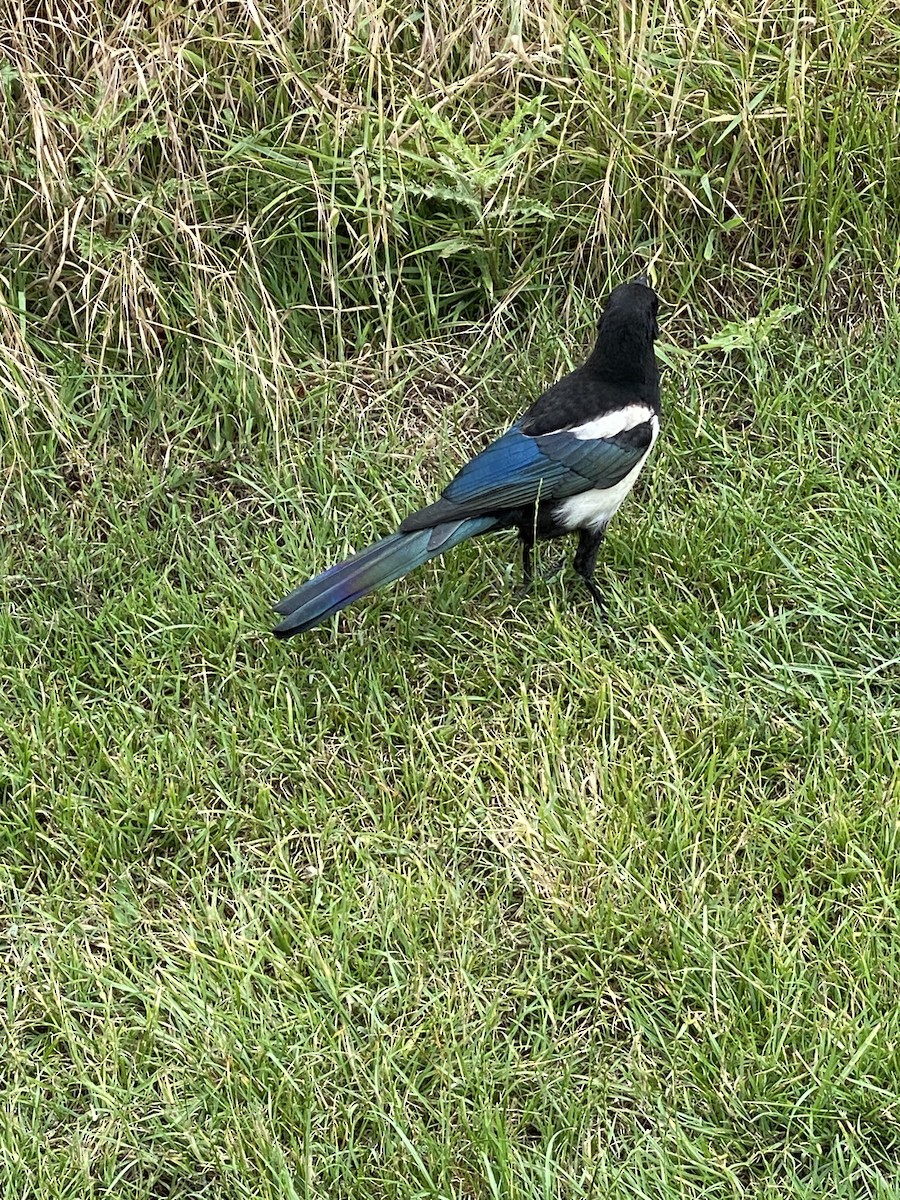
<box><xmin>272</xmin><ymin>595</ymin><xmax>297</xmax><ymax>617</ymax></box>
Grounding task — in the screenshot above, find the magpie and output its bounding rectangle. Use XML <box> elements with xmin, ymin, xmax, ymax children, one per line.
<box><xmin>273</xmin><ymin>277</ymin><xmax>660</xmax><ymax>637</ymax></box>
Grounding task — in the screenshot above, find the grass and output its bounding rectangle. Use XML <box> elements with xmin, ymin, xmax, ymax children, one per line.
<box><xmin>3</xmin><ymin>0</ymin><xmax>900</xmax><ymax>1196</ymax></box>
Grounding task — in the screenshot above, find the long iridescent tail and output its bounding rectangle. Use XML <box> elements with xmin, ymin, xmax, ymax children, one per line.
<box><xmin>272</xmin><ymin>516</ymin><xmax>498</xmax><ymax>636</ymax></box>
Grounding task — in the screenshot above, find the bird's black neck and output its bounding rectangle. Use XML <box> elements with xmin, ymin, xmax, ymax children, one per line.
<box><xmin>585</xmin><ymin>327</ymin><xmax>657</xmax><ymax>390</ymax></box>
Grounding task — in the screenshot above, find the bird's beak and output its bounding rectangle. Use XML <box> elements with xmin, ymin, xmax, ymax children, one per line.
<box><xmin>632</xmin><ymin>273</ymin><xmax>649</xmax><ymax>287</ymax></box>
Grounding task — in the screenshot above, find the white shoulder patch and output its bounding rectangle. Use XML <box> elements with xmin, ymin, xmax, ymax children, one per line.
<box><xmin>568</xmin><ymin>404</ymin><xmax>655</xmax><ymax>441</ymax></box>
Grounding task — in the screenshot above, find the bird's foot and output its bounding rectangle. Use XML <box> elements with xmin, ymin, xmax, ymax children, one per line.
<box><xmin>517</xmin><ymin>556</ymin><xmax>564</xmax><ymax>597</ymax></box>
<box><xmin>578</xmin><ymin>575</ymin><xmax>607</xmax><ymax>614</ymax></box>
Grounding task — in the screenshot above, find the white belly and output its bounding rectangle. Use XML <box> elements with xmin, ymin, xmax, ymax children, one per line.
<box><xmin>553</xmin><ymin>414</ymin><xmax>659</xmax><ymax>533</ymax></box>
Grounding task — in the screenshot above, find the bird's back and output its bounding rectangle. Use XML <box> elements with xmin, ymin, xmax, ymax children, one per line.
<box><xmin>521</xmin><ymin>360</ymin><xmax>660</xmax><ymax>437</ymax></box>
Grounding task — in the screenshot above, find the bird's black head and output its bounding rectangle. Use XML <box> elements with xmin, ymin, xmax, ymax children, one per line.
<box><xmin>588</xmin><ymin>277</ymin><xmax>660</xmax><ymax>386</ymax></box>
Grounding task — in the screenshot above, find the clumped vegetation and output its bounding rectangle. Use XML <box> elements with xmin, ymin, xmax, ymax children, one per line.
<box><xmin>2</xmin><ymin>1</ymin><xmax>900</xmax><ymax>1197</ymax></box>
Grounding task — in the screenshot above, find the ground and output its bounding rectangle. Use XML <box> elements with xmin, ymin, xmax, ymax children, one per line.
<box><xmin>2</xmin><ymin>1</ymin><xmax>900</xmax><ymax>1196</ymax></box>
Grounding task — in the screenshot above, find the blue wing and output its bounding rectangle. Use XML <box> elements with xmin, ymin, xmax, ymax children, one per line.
<box><xmin>398</xmin><ymin>418</ymin><xmax>655</xmax><ymax>533</ymax></box>
<box><xmin>441</xmin><ymin>424</ymin><xmax>650</xmax><ymax>512</ymax></box>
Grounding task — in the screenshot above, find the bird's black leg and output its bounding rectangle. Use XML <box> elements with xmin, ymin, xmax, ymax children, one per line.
<box><xmin>573</xmin><ymin>527</ymin><xmax>607</xmax><ymax>609</ymax></box>
<box><xmin>520</xmin><ymin>538</ymin><xmax>534</xmax><ymax>593</ymax></box>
